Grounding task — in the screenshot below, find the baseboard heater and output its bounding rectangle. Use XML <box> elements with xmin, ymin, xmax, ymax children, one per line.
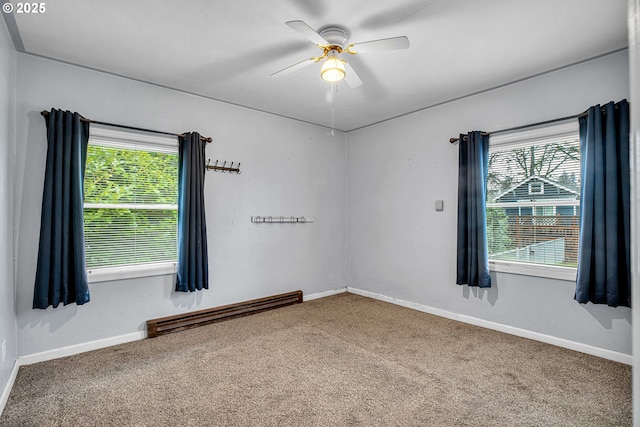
<box><xmin>146</xmin><ymin>290</ymin><xmax>303</xmax><ymax>338</ymax></box>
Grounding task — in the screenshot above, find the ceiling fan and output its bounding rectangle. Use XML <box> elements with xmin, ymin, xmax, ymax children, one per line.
<box><xmin>271</xmin><ymin>20</ymin><xmax>410</xmax><ymax>88</ymax></box>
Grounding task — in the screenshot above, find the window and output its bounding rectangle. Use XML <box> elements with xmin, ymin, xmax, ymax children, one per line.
<box><xmin>528</xmin><ymin>181</ymin><xmax>544</xmax><ymax>195</ymax></box>
<box><xmin>83</xmin><ymin>125</ymin><xmax>179</xmax><ymax>282</ymax></box>
<box><xmin>486</xmin><ymin>120</ymin><xmax>580</xmax><ymax>280</ymax></box>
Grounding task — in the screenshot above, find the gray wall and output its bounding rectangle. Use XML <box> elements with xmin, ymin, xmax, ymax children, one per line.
<box><xmin>14</xmin><ymin>54</ymin><xmax>347</xmax><ymax>356</ymax></box>
<box><xmin>347</xmin><ymin>50</ymin><xmax>632</xmax><ymax>355</ymax></box>
<box><xmin>9</xmin><ymin>45</ymin><xmax>632</xmax><ymax>360</ymax></box>
<box><xmin>0</xmin><ymin>20</ymin><xmax>17</xmax><ymax>399</ymax></box>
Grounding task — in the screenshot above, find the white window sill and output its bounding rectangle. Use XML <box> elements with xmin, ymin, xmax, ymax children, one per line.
<box><xmin>87</xmin><ymin>262</ymin><xmax>177</xmax><ymax>283</ymax></box>
<box><xmin>489</xmin><ymin>260</ymin><xmax>576</xmax><ymax>281</ymax></box>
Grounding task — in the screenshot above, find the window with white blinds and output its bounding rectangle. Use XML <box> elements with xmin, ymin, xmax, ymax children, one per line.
<box><xmin>486</xmin><ymin>120</ymin><xmax>580</xmax><ymax>274</ymax></box>
<box><xmin>83</xmin><ymin>125</ymin><xmax>178</xmax><ymax>280</ymax></box>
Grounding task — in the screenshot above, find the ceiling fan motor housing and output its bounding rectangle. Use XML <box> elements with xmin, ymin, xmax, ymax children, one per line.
<box><xmin>318</xmin><ymin>25</ymin><xmax>350</xmax><ymax>49</ymax></box>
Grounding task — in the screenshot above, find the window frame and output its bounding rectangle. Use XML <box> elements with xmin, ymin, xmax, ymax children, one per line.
<box><xmin>528</xmin><ymin>181</ymin><xmax>544</xmax><ymax>195</ymax></box>
<box><xmin>84</xmin><ymin>124</ymin><xmax>179</xmax><ymax>283</ymax></box>
<box><xmin>486</xmin><ymin>119</ymin><xmax>580</xmax><ymax>281</ymax></box>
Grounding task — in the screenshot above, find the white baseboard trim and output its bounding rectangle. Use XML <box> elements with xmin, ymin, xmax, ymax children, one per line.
<box><xmin>347</xmin><ymin>287</ymin><xmax>632</xmax><ymax>365</ymax></box>
<box><xmin>304</xmin><ymin>287</ymin><xmax>347</xmax><ymax>302</ymax></box>
<box><xmin>18</xmin><ymin>331</ymin><xmax>146</xmax><ymax>366</ymax></box>
<box><xmin>15</xmin><ymin>288</ymin><xmax>348</xmax><ymax>367</ymax></box>
<box><xmin>0</xmin><ymin>360</ymin><xmax>20</xmax><ymax>416</ymax></box>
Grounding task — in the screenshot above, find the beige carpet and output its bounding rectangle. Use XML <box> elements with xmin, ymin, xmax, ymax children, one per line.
<box><xmin>0</xmin><ymin>293</ymin><xmax>631</xmax><ymax>426</ymax></box>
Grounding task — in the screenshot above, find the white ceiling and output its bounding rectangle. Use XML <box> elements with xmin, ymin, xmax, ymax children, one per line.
<box><xmin>9</xmin><ymin>0</ymin><xmax>628</xmax><ymax>131</ymax></box>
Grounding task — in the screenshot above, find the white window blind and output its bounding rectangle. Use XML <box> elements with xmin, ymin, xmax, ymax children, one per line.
<box><xmin>83</xmin><ymin>125</ymin><xmax>179</xmax><ymax>272</ymax></box>
<box><xmin>486</xmin><ymin>120</ymin><xmax>581</xmax><ymax>268</ymax></box>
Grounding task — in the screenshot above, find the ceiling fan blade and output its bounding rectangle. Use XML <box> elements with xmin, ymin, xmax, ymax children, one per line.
<box><xmin>348</xmin><ymin>36</ymin><xmax>410</xmax><ymax>54</ymax></box>
<box><xmin>286</xmin><ymin>20</ymin><xmax>329</xmax><ymax>46</ymax></box>
<box><xmin>271</xmin><ymin>57</ymin><xmax>318</xmax><ymax>78</ymax></box>
<box><xmin>344</xmin><ymin>62</ymin><xmax>363</xmax><ymax>88</ymax></box>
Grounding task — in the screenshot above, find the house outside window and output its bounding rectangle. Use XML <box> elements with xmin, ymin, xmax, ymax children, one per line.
<box><xmin>485</xmin><ymin>120</ymin><xmax>580</xmax><ymax>280</ymax></box>
<box><xmin>83</xmin><ymin>125</ymin><xmax>179</xmax><ymax>282</ymax></box>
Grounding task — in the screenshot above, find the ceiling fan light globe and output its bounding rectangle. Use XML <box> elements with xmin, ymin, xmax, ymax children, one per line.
<box><xmin>321</xmin><ymin>57</ymin><xmax>346</xmax><ymax>82</ymax></box>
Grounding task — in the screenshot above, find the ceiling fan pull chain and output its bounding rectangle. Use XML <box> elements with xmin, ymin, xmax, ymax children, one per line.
<box><xmin>331</xmin><ymin>108</ymin><xmax>334</xmax><ymax>136</ymax></box>
<box><xmin>331</xmin><ymin>82</ymin><xmax>336</xmax><ymax>136</ymax></box>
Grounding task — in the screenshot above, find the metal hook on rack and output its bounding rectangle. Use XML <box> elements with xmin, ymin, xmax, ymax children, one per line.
<box><xmin>251</xmin><ymin>215</ymin><xmax>314</xmax><ymax>224</ymax></box>
<box><xmin>205</xmin><ymin>158</ymin><xmax>241</xmax><ymax>174</ymax></box>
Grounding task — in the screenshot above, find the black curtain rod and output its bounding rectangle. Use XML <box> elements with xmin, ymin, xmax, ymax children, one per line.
<box><xmin>449</xmin><ymin>110</ymin><xmax>590</xmax><ymax>144</ymax></box>
<box><xmin>40</xmin><ymin>110</ymin><xmax>213</xmax><ymax>143</ymax></box>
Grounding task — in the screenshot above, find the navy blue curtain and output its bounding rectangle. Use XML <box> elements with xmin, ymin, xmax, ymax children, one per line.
<box><xmin>456</xmin><ymin>131</ymin><xmax>491</xmax><ymax>288</ymax></box>
<box><xmin>33</xmin><ymin>109</ymin><xmax>90</xmax><ymax>309</ymax></box>
<box><xmin>575</xmin><ymin>100</ymin><xmax>630</xmax><ymax>307</ymax></box>
<box><xmin>176</xmin><ymin>132</ymin><xmax>209</xmax><ymax>292</ymax></box>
